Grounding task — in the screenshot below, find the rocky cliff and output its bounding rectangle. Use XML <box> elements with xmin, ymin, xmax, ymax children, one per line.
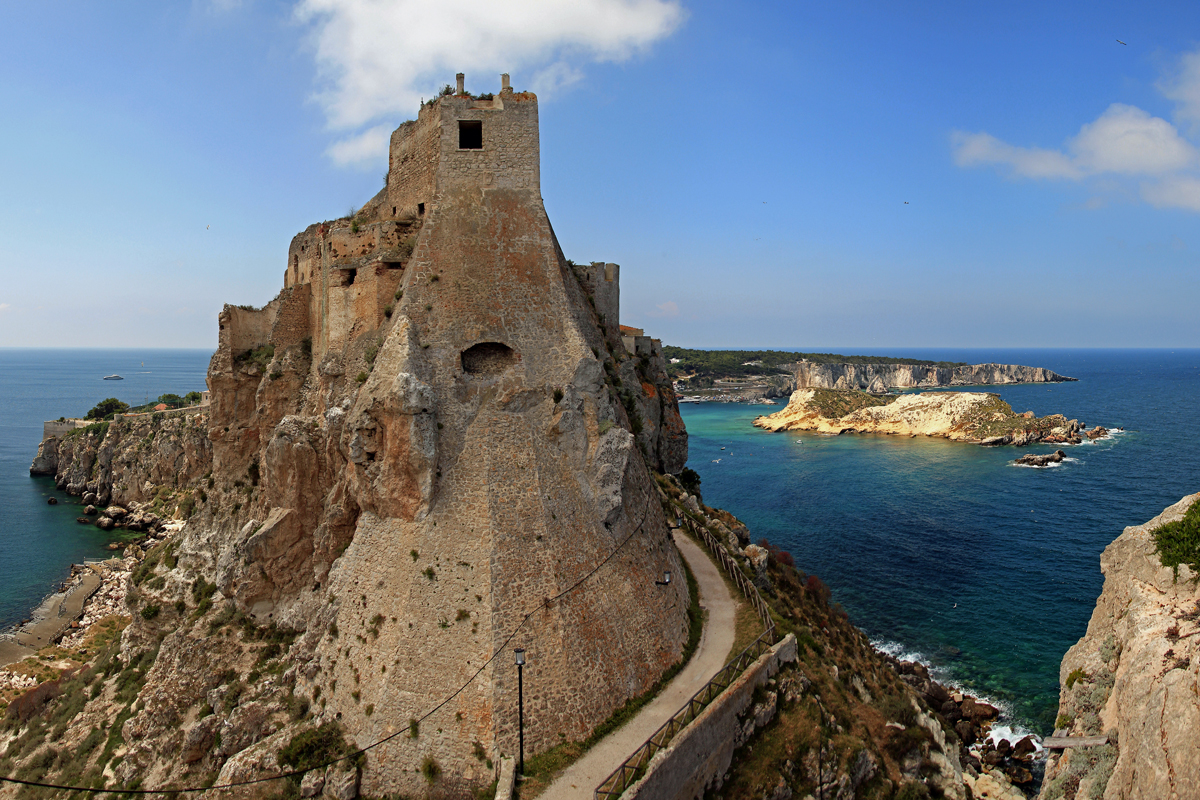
<box><xmin>1040</xmin><ymin>493</ymin><xmax>1200</xmax><ymax>800</ymax></box>
<box><xmin>14</xmin><ymin>80</ymin><xmax>689</xmax><ymax>799</ymax></box>
<box><xmin>791</xmin><ymin>362</ymin><xmax>1076</xmax><ymax>394</ymax></box>
<box><xmin>755</xmin><ymin>387</ymin><xmax>1082</xmax><ymax>446</ymax></box>
<box><xmin>30</xmin><ymin>411</ymin><xmax>212</xmax><ymax>510</ymax></box>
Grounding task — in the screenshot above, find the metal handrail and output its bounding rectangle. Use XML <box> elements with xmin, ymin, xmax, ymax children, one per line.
<box><xmin>594</xmin><ymin>509</ymin><xmax>779</xmax><ymax>799</ymax></box>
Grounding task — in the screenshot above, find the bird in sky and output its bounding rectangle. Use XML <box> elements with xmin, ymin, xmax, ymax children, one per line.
<box><xmin>1117</xmin><ymin>39</ymin><xmax>1127</xmax><ymax>45</ymax></box>
<box><xmin>207</xmin><ymin>225</ymin><xmax>210</xmax><ymax>229</ymax></box>
<box><xmin>904</xmin><ymin>201</ymin><xmax>909</xmax><ymax>204</ymax></box>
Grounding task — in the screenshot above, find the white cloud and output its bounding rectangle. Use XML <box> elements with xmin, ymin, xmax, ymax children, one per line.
<box><xmin>1159</xmin><ymin>49</ymin><xmax>1200</xmax><ymax>132</ymax></box>
<box><xmin>654</xmin><ymin>300</ymin><xmax>679</xmax><ymax>317</ymax></box>
<box><xmin>1071</xmin><ymin>104</ymin><xmax>1196</xmax><ymax>175</ymax></box>
<box><xmin>951</xmin><ymin>131</ymin><xmax>1082</xmax><ymax>179</ymax></box>
<box><xmin>1141</xmin><ymin>175</ymin><xmax>1200</xmax><ymax>212</ymax></box>
<box><xmin>953</xmin><ymin>46</ymin><xmax>1200</xmax><ymax>215</ymax></box>
<box><xmin>295</xmin><ymin>0</ymin><xmax>685</xmax><ymax>159</ymax></box>
<box><xmin>0</xmin><ymin>303</ymin><xmax>11</xmax><ymax>312</ymax></box>
<box><xmin>952</xmin><ymin>104</ymin><xmax>1196</xmax><ymax>181</ymax></box>
<box><xmin>327</xmin><ymin>123</ymin><xmax>393</xmax><ymax>168</ymax></box>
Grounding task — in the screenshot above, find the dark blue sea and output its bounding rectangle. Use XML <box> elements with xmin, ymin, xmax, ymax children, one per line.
<box><xmin>0</xmin><ymin>349</ymin><xmax>211</xmax><ymax>629</ymax></box>
<box><xmin>682</xmin><ymin>348</ymin><xmax>1200</xmax><ymax>737</ymax></box>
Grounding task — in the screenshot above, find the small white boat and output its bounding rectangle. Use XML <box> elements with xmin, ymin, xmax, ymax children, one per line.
<box><xmin>103</xmin><ymin>375</ymin><xmax>124</xmax><ymax>380</ymax></box>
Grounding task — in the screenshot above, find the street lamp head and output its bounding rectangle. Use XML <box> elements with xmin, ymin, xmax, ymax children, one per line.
<box><xmin>655</xmin><ymin>570</ymin><xmax>672</xmax><ymax>586</ymax></box>
<box><xmin>514</xmin><ymin>647</ymin><xmax>526</xmax><ymax>666</ymax></box>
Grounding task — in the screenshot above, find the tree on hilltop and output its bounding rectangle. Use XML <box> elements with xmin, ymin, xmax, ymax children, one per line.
<box><xmin>85</xmin><ymin>398</ymin><xmax>129</xmax><ymax>420</ymax></box>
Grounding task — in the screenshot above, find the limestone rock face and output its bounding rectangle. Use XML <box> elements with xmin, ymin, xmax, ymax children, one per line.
<box><xmin>31</xmin><ymin>84</ymin><xmax>690</xmax><ymax>798</ymax></box>
<box><xmin>1040</xmin><ymin>493</ymin><xmax>1200</xmax><ymax>800</ymax></box>
<box><xmin>754</xmin><ymin>388</ymin><xmax>1067</xmax><ymax>445</ymax></box>
<box><xmin>29</xmin><ymin>412</ymin><xmax>212</xmax><ymax>508</ymax></box>
<box><xmin>790</xmin><ymin>361</ymin><xmax>1075</xmax><ymax>391</ymax></box>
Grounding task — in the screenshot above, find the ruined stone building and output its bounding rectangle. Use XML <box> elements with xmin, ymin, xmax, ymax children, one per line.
<box><xmin>69</xmin><ymin>73</ymin><xmax>694</xmax><ymax>796</ymax></box>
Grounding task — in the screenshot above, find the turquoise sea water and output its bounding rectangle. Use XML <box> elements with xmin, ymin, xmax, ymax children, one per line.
<box><xmin>682</xmin><ymin>348</ymin><xmax>1200</xmax><ymax>735</ymax></box>
<box><xmin>0</xmin><ymin>349</ymin><xmax>211</xmax><ymax>630</ymax></box>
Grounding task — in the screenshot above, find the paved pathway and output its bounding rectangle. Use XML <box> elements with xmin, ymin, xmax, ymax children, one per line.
<box><xmin>0</xmin><ymin>570</ymin><xmax>103</xmax><ymax>666</ymax></box>
<box><xmin>540</xmin><ymin>531</ymin><xmax>738</xmax><ymax>799</ymax></box>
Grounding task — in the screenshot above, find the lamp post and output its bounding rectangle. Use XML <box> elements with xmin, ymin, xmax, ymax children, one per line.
<box><xmin>514</xmin><ymin>648</ymin><xmax>526</xmax><ymax>776</ymax></box>
<box><xmin>655</xmin><ymin>570</ymin><xmax>672</xmax><ymax>586</ymax></box>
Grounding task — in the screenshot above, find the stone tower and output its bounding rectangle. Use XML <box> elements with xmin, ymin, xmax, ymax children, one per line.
<box><xmin>201</xmin><ymin>75</ymin><xmax>690</xmax><ymax>796</ymax></box>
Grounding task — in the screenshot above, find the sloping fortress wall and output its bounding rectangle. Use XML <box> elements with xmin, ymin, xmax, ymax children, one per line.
<box><xmin>177</xmin><ymin>74</ymin><xmax>690</xmax><ymax>797</ymax></box>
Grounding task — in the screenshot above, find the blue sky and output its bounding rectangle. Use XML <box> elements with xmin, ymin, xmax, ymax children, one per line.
<box><xmin>2</xmin><ymin>0</ymin><xmax>1198</xmax><ymax>349</ymax></box>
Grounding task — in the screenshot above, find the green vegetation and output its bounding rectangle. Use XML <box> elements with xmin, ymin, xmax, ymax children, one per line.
<box><xmin>1152</xmin><ymin>499</ymin><xmax>1200</xmax><ymax>579</ymax></box>
<box><xmin>1066</xmin><ymin>668</ymin><xmax>1087</xmax><ymax>688</ymax></box>
<box><xmin>234</xmin><ymin>344</ymin><xmax>275</xmax><ymax>371</ymax></box>
<box><xmin>278</xmin><ymin>722</ymin><xmax>361</xmax><ymax>773</ymax></box>
<box><xmin>85</xmin><ymin>398</ymin><xmax>129</xmax><ymax>421</ymax></box>
<box><xmin>805</xmin><ymin>388</ymin><xmax>893</xmax><ymax>419</ymax></box>
<box><xmin>662</xmin><ymin>346</ymin><xmax>967</xmax><ymax>381</ymax></box>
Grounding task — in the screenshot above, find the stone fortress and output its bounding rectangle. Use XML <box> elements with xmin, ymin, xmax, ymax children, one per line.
<box><xmin>165</xmin><ymin>73</ymin><xmax>692</xmax><ymax>796</ymax></box>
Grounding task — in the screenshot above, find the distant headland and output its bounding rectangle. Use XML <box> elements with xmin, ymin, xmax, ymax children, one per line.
<box><xmin>664</xmin><ymin>346</ymin><xmax>1075</xmax><ymax>403</ymax></box>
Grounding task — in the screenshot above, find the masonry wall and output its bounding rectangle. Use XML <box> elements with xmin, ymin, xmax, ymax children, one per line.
<box><xmin>625</xmin><ymin>634</ymin><xmax>798</xmax><ymax>800</ymax></box>
<box><xmin>268</xmin><ymin>284</ymin><xmax>312</xmax><ymax>350</ymax></box>
<box><xmin>220</xmin><ymin>299</ymin><xmax>280</xmax><ymax>356</ymax></box>
<box><xmin>579</xmin><ymin>262</ymin><xmax>620</xmax><ymax>335</ymax></box>
<box><xmin>435</xmin><ymin>93</ymin><xmax>540</xmax><ymax>193</ymax></box>
<box><xmin>386</xmin><ymin>104</ymin><xmax>442</xmax><ymax>220</ymax></box>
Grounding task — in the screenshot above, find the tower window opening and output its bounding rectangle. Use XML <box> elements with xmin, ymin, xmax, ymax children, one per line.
<box><xmin>459</xmin><ymin>120</ymin><xmax>483</xmax><ymax>150</ymax></box>
<box><xmin>418</xmin><ymin>203</ymin><xmax>425</xmax><ymax>215</ymax></box>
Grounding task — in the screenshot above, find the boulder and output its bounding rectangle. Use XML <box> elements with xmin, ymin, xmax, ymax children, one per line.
<box><xmin>85</xmin><ymin>505</ymin><xmax>97</xmax><ymax>515</ymax></box>
<box><xmin>744</xmin><ymin>544</ymin><xmax>769</xmax><ymax>571</ymax></box>
<box><xmin>1086</xmin><ymin>425</ymin><xmax>1109</xmax><ymax>440</ymax></box>
<box><xmin>961</xmin><ymin>696</ymin><xmax>999</xmax><ymax>721</ymax></box>
<box><xmin>955</xmin><ymin>719</ymin><xmax>976</xmax><ymax>745</ymax></box>
<box><xmin>300</xmin><ymin>771</ymin><xmax>325</xmax><ymax>798</ymax></box>
<box><xmin>324</xmin><ymin>767</ymin><xmax>359</xmax><ymax>800</ymax></box>
<box><xmin>76</xmin><ymin>517</ymin><xmax>91</xmax><ymax>525</ymax></box>
<box><xmin>1006</xmin><ymin>765</ymin><xmax>1033</xmax><ymax>785</ymax></box>
<box><xmin>180</xmin><ymin>716</ymin><xmax>221</xmax><ymax>763</ymax></box>
<box><xmin>47</xmin><ymin>497</ymin><xmax>58</xmax><ymax>505</ymax></box>
<box><xmin>96</xmin><ymin>517</ymin><xmax>114</xmax><ymax>530</ymax></box>
<box><xmin>1012</xmin><ymin>735</ymin><xmax>1037</xmax><ymax>757</ymax></box>
<box><xmin>83</xmin><ymin>492</ymin><xmax>99</xmax><ymax>505</ymax></box>
<box><xmin>1014</xmin><ymin>449</ymin><xmax>1066</xmax><ymax>467</ymax></box>
<box><xmin>924</xmin><ymin>681</ymin><xmax>950</xmax><ymax>705</ymax></box>
<box><xmin>105</xmin><ymin>506</ymin><xmax>128</xmax><ymax>519</ymax></box>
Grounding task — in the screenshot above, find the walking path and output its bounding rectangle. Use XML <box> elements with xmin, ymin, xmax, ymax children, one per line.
<box><xmin>540</xmin><ymin>530</ymin><xmax>738</xmax><ymax>799</ymax></box>
<box><xmin>0</xmin><ymin>570</ymin><xmax>103</xmax><ymax>666</ymax></box>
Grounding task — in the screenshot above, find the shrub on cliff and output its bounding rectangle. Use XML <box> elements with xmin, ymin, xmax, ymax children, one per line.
<box><xmin>1152</xmin><ymin>499</ymin><xmax>1200</xmax><ymax>579</ymax></box>
<box><xmin>85</xmin><ymin>398</ymin><xmax>129</xmax><ymax>421</ymax></box>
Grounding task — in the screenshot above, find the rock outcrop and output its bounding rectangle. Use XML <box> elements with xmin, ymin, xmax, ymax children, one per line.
<box><xmin>790</xmin><ymin>361</ymin><xmax>1076</xmax><ymax>393</ymax></box>
<box><xmin>1040</xmin><ymin>493</ymin><xmax>1200</xmax><ymax>800</ymax></box>
<box><xmin>14</xmin><ymin>77</ymin><xmax>689</xmax><ymax>799</ymax></box>
<box><xmin>754</xmin><ymin>387</ymin><xmax>1076</xmax><ymax>445</ymax></box>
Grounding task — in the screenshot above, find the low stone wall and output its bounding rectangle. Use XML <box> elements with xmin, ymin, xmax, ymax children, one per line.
<box><xmin>622</xmin><ymin>633</ymin><xmax>798</xmax><ymax>800</ymax></box>
<box><xmin>42</xmin><ymin>419</ymin><xmax>92</xmax><ymax>440</ymax></box>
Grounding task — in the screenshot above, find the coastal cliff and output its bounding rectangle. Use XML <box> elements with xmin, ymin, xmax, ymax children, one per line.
<box><xmin>30</xmin><ymin>411</ymin><xmax>212</xmax><ymax>511</ymax></box>
<box><xmin>12</xmin><ymin>79</ymin><xmax>690</xmax><ymax>798</ymax></box>
<box><xmin>754</xmin><ymin>387</ymin><xmax>1081</xmax><ymax>445</ymax></box>
<box><xmin>1040</xmin><ymin>493</ymin><xmax>1200</xmax><ymax>800</ymax></box>
<box><xmin>791</xmin><ymin>362</ymin><xmax>1076</xmax><ymax>394</ymax></box>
